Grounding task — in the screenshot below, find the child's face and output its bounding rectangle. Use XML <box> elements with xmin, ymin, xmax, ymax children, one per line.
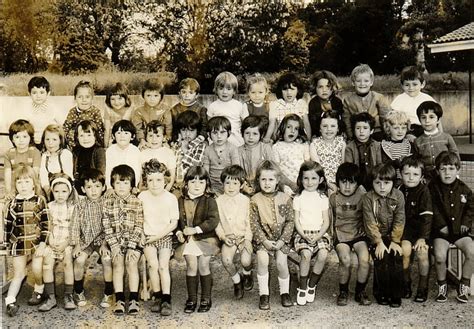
<box><xmin>82</xmin><ymin>179</ymin><xmax>105</xmax><ymax>201</ymax></box>
<box><xmin>389</xmin><ymin>123</ymin><xmax>407</xmax><ymax>141</ymax></box>
<box><xmin>354</xmin><ymin>121</ymin><xmax>373</xmax><ymax>143</ymax></box>
<box><xmin>44</xmin><ymin>131</ymin><xmax>61</xmax><ymax>153</ymax></box>
<box><xmin>180</xmin><ymin>128</ymin><xmax>198</xmax><ymax>143</ymax></box>
<box><xmin>243</xmin><ymin>126</ymin><xmax>260</xmax><ymax>147</ymax></box>
<box><xmin>301</xmin><ymin>170</ymin><xmax>322</xmax><ymax>192</ymax></box>
<box><xmin>210</xmin><ymin>127</ymin><xmax>228</xmax><ymax>146</ymax></box>
<box><xmin>217</xmin><ymin>85</ymin><xmax>235</xmax><ymax>102</ymax></box>
<box><xmin>113</xmin><ymin>178</ymin><xmax>132</xmax><ymax>198</ymax></box>
<box><xmin>283</xmin><ymin>119</ymin><xmax>300</xmax><ymax>142</ymax></box>
<box><xmin>179</xmin><ymin>87</ymin><xmax>198</xmax><ymax>106</ymax></box>
<box><xmin>402</xmin><ymin>79</ymin><xmax>425</xmax><ymax>98</ymax></box>
<box><xmin>146</xmin><ymin>128</ymin><xmax>164</xmax><ymax>149</ymax></box>
<box><xmin>30</xmin><ymin>87</ymin><xmax>49</xmax><ymax>106</ymax></box>
<box><xmin>77</xmin><ymin>126</ymin><xmax>96</xmax><ymax>148</ymax></box>
<box><xmin>338</xmin><ymin>179</ymin><xmax>358</xmax><ymax>196</ymax></box>
<box><xmin>438</xmin><ymin>164</ymin><xmax>459</xmax><ymax>185</ymax></box>
<box><xmin>320</xmin><ymin>118</ymin><xmax>338</xmax><ymax>141</ymax></box>
<box><xmin>223</xmin><ymin>177</ymin><xmax>242</xmax><ymax>197</ymax></box>
<box><xmin>316</xmin><ymin>79</ymin><xmax>332</xmax><ymax>100</ymax></box>
<box><xmin>144</xmin><ymin>90</ymin><xmax>162</xmax><ymax>107</ymax></box>
<box><xmin>401</xmin><ymin>165</ymin><xmax>423</xmax><ymax>188</ymax></box>
<box><xmin>259</xmin><ymin>169</ymin><xmax>278</xmax><ymax>193</ymax></box>
<box><xmin>75</xmin><ymin>87</ymin><xmax>93</xmax><ymax>111</ymax></box>
<box><xmin>146</xmin><ymin>172</ymin><xmax>166</xmax><ymax>196</ymax></box>
<box><xmin>114</xmin><ymin>128</ymin><xmax>133</xmax><ymax>149</ymax></box>
<box><xmin>187</xmin><ymin>177</ymin><xmax>207</xmax><ymax>196</ymax></box>
<box><xmin>52</xmin><ymin>183</ymin><xmax>70</xmax><ymax>204</ymax></box>
<box><xmin>282</xmin><ymin>84</ymin><xmax>298</xmax><ymax>103</ymax></box>
<box><xmin>16</xmin><ymin>177</ymin><xmax>35</xmax><ymax>197</ymax></box>
<box><xmin>419</xmin><ymin>110</ymin><xmax>439</xmax><ymax>133</ymax></box>
<box><xmin>110</xmin><ymin>95</ymin><xmax>126</xmax><ymax>111</ymax></box>
<box><xmin>352</xmin><ymin>73</ymin><xmax>373</xmax><ymax>94</ymax></box>
<box><xmin>12</xmin><ymin>130</ymin><xmax>31</xmax><ymax>151</ymax></box>
<box><xmin>248</xmin><ymin>82</ymin><xmax>267</xmax><ymax>105</ymax></box>
<box><xmin>372</xmin><ymin>177</ymin><xmax>393</xmax><ymax>197</ymax></box>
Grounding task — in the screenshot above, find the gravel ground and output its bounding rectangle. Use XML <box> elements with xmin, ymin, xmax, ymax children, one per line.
<box><xmin>2</xmin><ymin>252</ymin><xmax>473</xmax><ymax>328</ymax></box>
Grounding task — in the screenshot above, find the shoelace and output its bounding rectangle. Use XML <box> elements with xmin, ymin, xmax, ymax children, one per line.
<box><xmin>459</xmin><ymin>284</ymin><xmax>469</xmax><ymax>296</ymax></box>
<box><xmin>438</xmin><ymin>284</ymin><xmax>447</xmax><ymax>295</ymax></box>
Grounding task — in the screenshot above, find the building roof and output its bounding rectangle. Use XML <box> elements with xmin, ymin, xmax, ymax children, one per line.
<box><xmin>428</xmin><ymin>22</ymin><xmax>474</xmax><ymax>53</ymax></box>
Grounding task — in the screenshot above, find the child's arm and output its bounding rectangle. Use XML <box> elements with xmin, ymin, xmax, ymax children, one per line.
<box><xmin>94</xmin><ymin>147</ymin><xmax>106</xmax><ymax>178</ymax></box>
<box><xmin>362</xmin><ymin>193</ymin><xmax>387</xmax><ymax>259</ymax></box>
<box><xmin>263</xmin><ymin>118</ymin><xmax>276</xmax><ymax>143</ymax></box>
<box><xmin>340</xmin><ymin>140</ymin><xmax>346</xmax><ymax>163</ymax></box>
<box><xmin>147</xmin><ymin>199</ymin><xmax>179</xmax><ymax>243</ymax></box>
<box><xmin>195</xmin><ymin>197</ymin><xmax>220</xmax><ymax>234</ymax></box>
<box><xmin>102</xmin><ymin>200</ymin><xmax>121</xmax><ymax>258</ymax></box>
<box><xmin>104</xmin><ymin>115</ymin><xmax>111</xmax><ymax>148</ymax></box>
<box><xmin>461</xmin><ymin>188</ymin><xmax>474</xmax><ymax>233</ymax></box>
<box><xmin>229</xmin><ymin>145</ymin><xmax>240</xmax><ymax>165</ymax></box>
<box><xmin>376</xmin><ymin>92</ymin><xmax>391</xmax><ymax>131</ymax></box>
<box><xmin>249</xmin><ymin>200</ymin><xmax>272</xmax><ymax>249</ymax></box>
<box><xmin>414</xmin><ymin>187</ymin><xmax>433</xmax><ymax>251</ymax></box>
<box><xmin>342</xmin><ymin>98</ymin><xmax>353</xmax><ymax>139</ymax></box>
<box><xmin>309</xmin><ymin>141</ymin><xmax>321</xmax><ymax>163</ymax></box>
<box><xmin>131</xmin><ymin>108</ymin><xmax>146</xmax><ymax>147</ymax></box>
<box><xmin>293</xmin><ymin>197</ymin><xmax>308</xmax><ymax>239</ymax></box>
<box><xmin>91</xmin><ymin>107</ymin><xmax>106</xmax><ymax>147</ymax></box>
<box><xmin>39</xmin><ymin>155</ymin><xmax>50</xmax><ymax>194</ymax></box>
<box><xmin>166</xmin><ymin>156</ymin><xmax>177</xmax><ymax>191</ymax></box>
<box><xmin>447</xmin><ymin>134</ymin><xmax>460</xmax><ymax>159</ymax></box>
<box><xmin>344</xmin><ymin>142</ymin><xmax>355</xmax><ymax>163</ymax></box>
<box><xmin>202</xmin><ymin>147</ymin><xmax>211</xmax><ymax>177</ymax></box>
<box><xmin>35</xmin><ymin>196</ymin><xmax>50</xmax><ymax>256</ymax></box>
<box><xmin>4</xmin><ymin>167</ymin><xmax>12</xmax><ymax>196</ymax></box>
<box><xmin>128</xmin><ymin>201</ymin><xmax>145</xmax><ymax>251</ymax></box>
<box><xmin>275</xmin><ymin>197</ymin><xmax>295</xmax><ymax>250</ymax></box>
<box><xmin>163</xmin><ymin>109</ymin><xmax>173</xmax><ymax>141</ymax></box>
<box><xmin>62</xmin><ymin>110</ymin><xmax>75</xmax><ymax>149</ymax></box>
<box><xmin>302</xmin><ymin>114</ymin><xmax>312</xmax><ymax>141</ymax></box>
<box><xmin>388</xmin><ymin>191</ymin><xmax>405</xmax><ymax>256</ymax></box>
<box><xmin>69</xmin><ymin>204</ymin><xmax>81</xmax><ymax>257</ymax></box>
<box><xmin>62</xmin><ymin>149</ymin><xmax>74</xmax><ymax>182</ymax></box>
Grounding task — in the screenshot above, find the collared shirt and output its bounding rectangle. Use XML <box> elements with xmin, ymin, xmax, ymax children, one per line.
<box><xmin>103</xmin><ymin>192</ymin><xmax>144</xmax><ymax>251</ymax></box>
<box><xmin>415</xmin><ymin>130</ymin><xmax>459</xmax><ymax>170</ymax></box>
<box><xmin>131</xmin><ymin>103</ymin><xmax>172</xmax><ymax>141</ymax></box>
<box><xmin>173</xmin><ymin>136</ymin><xmax>207</xmax><ymax>185</ymax></box>
<box><xmin>70</xmin><ymin>196</ymin><xmax>105</xmax><ymax>250</ymax></box>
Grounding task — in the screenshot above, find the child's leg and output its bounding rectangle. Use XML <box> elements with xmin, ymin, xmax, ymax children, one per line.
<box><xmin>256</xmin><ymin>250</ymin><xmax>270</xmax><ymax>296</ymax></box>
<box><xmin>309</xmin><ymin>248</ymin><xmax>328</xmax><ymax>288</ymax></box>
<box><xmin>388</xmin><ymin>248</ymin><xmax>404</xmax><ymax>303</ymax></box>
<box><xmin>240</xmin><ymin>248</ymin><xmax>253</xmax><ymax>273</ymax></box>
<box><xmin>353</xmin><ymin>241</ymin><xmax>371</xmax><ymax>305</ymax></box>
<box><xmin>198</xmin><ymin>255</ymin><xmax>212</xmax><ymax>302</ymax></box>
<box><xmin>73</xmin><ymin>251</ymin><xmax>89</xmax><ymax>294</ymax></box>
<box><xmin>298</xmin><ymin>249</ymin><xmax>312</xmax><ymax>290</ymax></box>
<box><xmin>100</xmin><ymin>253</ymin><xmax>114</xmax><ymax>299</ymax></box>
<box><xmin>401</xmin><ymin>240</ymin><xmax>413</xmax><ymax>297</ymax></box>
<box><xmin>31</xmin><ymin>254</ymin><xmax>44</xmax><ymax>294</ymax></box>
<box><xmin>5</xmin><ymin>256</ymin><xmax>28</xmax><ymax>305</ymax></box>
<box><xmin>112</xmin><ymin>255</ymin><xmax>125</xmax><ymax>301</ymax></box>
<box><xmin>42</xmin><ymin>254</ymin><xmax>55</xmax><ymax>287</ymax></box>
<box><xmin>371</xmin><ymin>245</ymin><xmax>390</xmax><ymax>303</ymax></box>
<box><xmin>39</xmin><ymin>254</ymin><xmax>57</xmax><ymax>311</ymax></box>
<box><xmin>184</xmin><ymin>255</ymin><xmax>199</xmax><ymax>304</ymax></box>
<box><xmin>414</xmin><ymin>246</ymin><xmax>430</xmax><ymax>300</ymax></box>
<box><xmin>125</xmin><ymin>250</ymin><xmax>140</xmax><ymax>297</ymax></box>
<box><xmin>144</xmin><ymin>246</ymin><xmax>161</xmax><ymax>294</ymax></box>
<box><xmin>158</xmin><ymin>248</ymin><xmax>172</xmax><ymax>295</ymax></box>
<box><xmin>335</xmin><ymin>243</ymin><xmax>351</xmax><ymax>290</ymax></box>
<box><xmin>433</xmin><ymin>238</ymin><xmax>450</xmax><ymax>282</ymax></box>
<box><xmin>276</xmin><ymin>250</ymin><xmax>289</xmax><ymax>292</ymax></box>
<box><xmin>62</xmin><ymin>247</ymin><xmax>75</xmax><ymax>308</ymax></box>
<box><xmin>221</xmin><ymin>244</ymin><xmax>239</xmax><ymax>282</ymax></box>
<box><xmin>454</xmin><ymin>237</ymin><xmax>474</xmax><ymax>288</ymax></box>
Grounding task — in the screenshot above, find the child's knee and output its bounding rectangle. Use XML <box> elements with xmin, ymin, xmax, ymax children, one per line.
<box><xmin>338</xmin><ymin>253</ymin><xmax>351</xmax><ymax>268</ymax></box>
<box><xmin>300</xmin><ymin>250</ymin><xmax>312</xmax><ymax>263</ymax></box>
<box><xmin>317</xmin><ymin>249</ymin><xmax>329</xmax><ymax>261</ymax></box>
<box><xmin>222</xmin><ymin>254</ymin><xmax>234</xmax><ymax>267</ymax></box>
<box><xmin>147</xmin><ymin>258</ymin><xmax>159</xmax><ymax>272</ymax></box>
<box><xmin>158</xmin><ymin>263</ymin><xmax>169</xmax><ymax>275</ymax></box>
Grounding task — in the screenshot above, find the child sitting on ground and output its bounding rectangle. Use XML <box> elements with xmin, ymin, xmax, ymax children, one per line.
<box><xmin>429</xmin><ymin>151</ymin><xmax>474</xmax><ymax>303</ymax></box>
<box><xmin>216</xmin><ymin>165</ymin><xmax>253</xmax><ymax>299</ymax></box>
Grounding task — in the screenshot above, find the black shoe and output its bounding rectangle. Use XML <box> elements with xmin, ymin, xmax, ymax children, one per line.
<box><xmin>390</xmin><ymin>298</ymin><xmax>401</xmax><ymax>308</ymax></box>
<box><xmin>280</xmin><ymin>293</ymin><xmax>293</xmax><ymax>307</ymax></box>
<box><xmin>6</xmin><ymin>303</ymin><xmax>19</xmax><ymax>317</ymax></box>
<box><xmin>337</xmin><ymin>290</ymin><xmax>349</xmax><ymax>306</ymax></box>
<box><xmin>243</xmin><ymin>274</ymin><xmax>254</xmax><ymax>291</ymax></box>
<box><xmin>259</xmin><ymin>295</ymin><xmax>270</xmax><ymax>310</ymax></box>
<box><xmin>414</xmin><ymin>289</ymin><xmax>428</xmax><ymax>303</ymax></box>
<box><xmin>234</xmin><ymin>280</ymin><xmax>244</xmax><ymax>299</ymax></box>
<box><xmin>377</xmin><ymin>296</ymin><xmax>389</xmax><ymax>305</ymax></box>
<box><xmin>197</xmin><ymin>299</ymin><xmax>212</xmax><ymax>313</ymax></box>
<box><xmin>402</xmin><ymin>281</ymin><xmax>412</xmax><ymax>299</ymax></box>
<box><xmin>184</xmin><ymin>299</ymin><xmax>197</xmax><ymax>313</ymax></box>
<box><xmin>161</xmin><ymin>301</ymin><xmax>172</xmax><ymax>316</ymax></box>
<box><xmin>355</xmin><ymin>290</ymin><xmax>372</xmax><ymax>306</ymax></box>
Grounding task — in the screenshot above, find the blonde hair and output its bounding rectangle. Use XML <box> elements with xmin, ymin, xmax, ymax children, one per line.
<box><xmin>350</xmin><ymin>64</ymin><xmax>374</xmax><ymax>82</ymax></box>
<box><xmin>383</xmin><ymin>110</ymin><xmax>411</xmax><ymax>136</ymax></box>
<box><xmin>41</xmin><ymin>124</ymin><xmax>66</xmax><ymax>152</ymax></box>
<box><xmin>12</xmin><ymin>163</ymin><xmax>42</xmax><ymax>195</ymax></box>
<box><xmin>213</xmin><ymin>71</ymin><xmax>238</xmax><ymax>94</ymax></box>
<box><xmin>246</xmin><ymin>73</ymin><xmax>269</xmax><ymax>92</ymax></box>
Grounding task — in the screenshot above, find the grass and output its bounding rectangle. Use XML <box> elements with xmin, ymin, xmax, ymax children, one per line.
<box><xmin>0</xmin><ymin>67</ymin><xmax>468</xmax><ymax>96</ymax></box>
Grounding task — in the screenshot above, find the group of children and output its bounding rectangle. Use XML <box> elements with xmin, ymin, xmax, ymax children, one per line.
<box><xmin>2</xmin><ymin>65</ymin><xmax>473</xmax><ymax>317</ymax></box>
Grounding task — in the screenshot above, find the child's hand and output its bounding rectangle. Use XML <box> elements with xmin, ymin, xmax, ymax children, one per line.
<box><xmin>224</xmin><ymin>235</ymin><xmax>235</xmax><ymax>247</ymax></box>
<box><xmin>99</xmin><ymin>244</ymin><xmax>111</xmax><ymax>259</ymax></box>
<box><xmin>72</xmin><ymin>245</ymin><xmax>82</xmax><ymax>258</ymax></box>
<box><xmin>375</xmin><ymin>242</ymin><xmax>388</xmax><ymax>260</ymax></box>
<box><xmin>262</xmin><ymin>137</ymin><xmax>272</xmax><ymax>144</ymax></box>
<box><xmin>34</xmin><ymin>242</ymin><xmax>47</xmax><ymax>257</ymax></box>
<box><xmin>183</xmin><ymin>227</ymin><xmax>197</xmax><ymax>236</ymax></box>
<box><xmin>460</xmin><ymin>225</ymin><xmax>470</xmax><ymax>234</ymax></box>
<box><xmin>176</xmin><ymin>231</ymin><xmax>185</xmax><ymax>243</ymax></box>
<box><xmin>111</xmin><ymin>246</ymin><xmax>122</xmax><ymax>261</ymax></box>
<box><xmin>126</xmin><ymin>249</ymin><xmax>141</xmax><ymax>262</ymax></box>
<box><xmin>327</xmin><ymin>182</ymin><xmax>338</xmax><ymax>195</ymax></box>
<box><xmin>389</xmin><ymin>242</ymin><xmax>402</xmax><ymax>256</ymax></box>
<box><xmin>262</xmin><ymin>240</ymin><xmax>274</xmax><ymax>251</ymax></box>
<box><xmin>242</xmin><ymin>182</ymin><xmax>254</xmax><ymax>195</ymax></box>
<box><xmin>145</xmin><ymin>235</ymin><xmax>159</xmax><ymax>244</ymax></box>
<box><xmin>138</xmin><ymin>140</ymin><xmax>148</xmax><ymax>150</ymax></box>
<box><xmin>440</xmin><ymin>226</ymin><xmax>449</xmax><ymax>235</ymax></box>
<box><xmin>414</xmin><ymin>238</ymin><xmax>428</xmax><ymax>251</ymax></box>
<box><xmin>274</xmin><ymin>240</ymin><xmax>284</xmax><ymax>250</ymax></box>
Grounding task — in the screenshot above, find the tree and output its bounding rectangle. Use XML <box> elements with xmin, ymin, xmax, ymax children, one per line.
<box><xmin>281</xmin><ymin>19</ymin><xmax>310</xmax><ymax>72</ymax></box>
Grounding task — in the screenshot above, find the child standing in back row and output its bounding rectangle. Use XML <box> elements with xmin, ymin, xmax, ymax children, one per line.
<box><xmin>244</xmin><ymin>73</ymin><xmax>270</xmax><ymax>120</ymax></box>
<box><xmin>208</xmin><ymin>71</ymin><xmax>249</xmax><ymax>147</ymax></box>
<box><xmin>104</xmin><ymin>82</ymin><xmax>133</xmax><ymax>147</ymax></box>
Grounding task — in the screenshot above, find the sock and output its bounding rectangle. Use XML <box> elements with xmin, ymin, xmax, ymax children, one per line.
<box><xmin>461</xmin><ymin>277</ymin><xmax>471</xmax><ymax>286</ymax></box>
<box><xmin>162</xmin><ymin>294</ymin><xmax>171</xmax><ymax>303</ymax></box>
<box><xmin>278</xmin><ymin>276</ymin><xmax>290</xmax><ymax>295</ymax></box>
<box><xmin>129</xmin><ymin>292</ymin><xmax>138</xmax><ymax>301</ymax></box>
<box><xmin>308</xmin><ymin>272</ymin><xmax>322</xmax><ymax>288</ymax></box>
<box><xmin>242</xmin><ymin>266</ymin><xmax>252</xmax><ymax>275</ymax></box>
<box><xmin>34</xmin><ymin>283</ymin><xmax>45</xmax><ymax>294</ymax></box>
<box><xmin>438</xmin><ymin>280</ymin><xmax>447</xmax><ymax>286</ymax></box>
<box><xmin>64</xmin><ymin>284</ymin><xmax>74</xmax><ymax>295</ymax></box>
<box><xmin>299</xmin><ymin>276</ymin><xmax>308</xmax><ymax>290</ymax></box>
<box><xmin>74</xmin><ymin>279</ymin><xmax>84</xmax><ymax>294</ymax></box>
<box><xmin>403</xmin><ymin>268</ymin><xmax>411</xmax><ymax>283</ymax></box>
<box><xmin>104</xmin><ymin>281</ymin><xmax>114</xmax><ymax>296</ymax></box>
<box><xmin>257</xmin><ymin>273</ymin><xmax>269</xmax><ymax>296</ymax></box>
<box><xmin>355</xmin><ymin>281</ymin><xmax>367</xmax><ymax>295</ymax></box>
<box><xmin>339</xmin><ymin>282</ymin><xmax>349</xmax><ymax>293</ymax></box>
<box><xmin>232</xmin><ymin>273</ymin><xmax>241</xmax><ymax>284</ymax></box>
<box><xmin>153</xmin><ymin>291</ymin><xmax>163</xmax><ymax>300</ymax></box>
<box><xmin>200</xmin><ymin>274</ymin><xmax>212</xmax><ymax>301</ymax></box>
<box><xmin>115</xmin><ymin>291</ymin><xmax>125</xmax><ymax>302</ymax></box>
<box><xmin>186</xmin><ymin>275</ymin><xmax>198</xmax><ymax>302</ymax></box>
<box><xmin>5</xmin><ymin>296</ymin><xmax>16</xmax><ymax>305</ymax></box>
<box><xmin>44</xmin><ymin>282</ymin><xmax>55</xmax><ymax>296</ymax></box>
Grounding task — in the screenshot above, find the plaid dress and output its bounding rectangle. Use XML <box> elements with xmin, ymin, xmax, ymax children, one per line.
<box><xmin>4</xmin><ymin>195</ymin><xmax>49</xmax><ymax>256</ymax></box>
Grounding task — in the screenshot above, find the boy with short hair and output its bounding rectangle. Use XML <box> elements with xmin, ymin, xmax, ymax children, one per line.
<box><xmin>362</xmin><ymin>163</ymin><xmax>405</xmax><ymax>307</ymax></box>
<box><xmin>132</xmin><ymin>78</ymin><xmax>172</xmax><ymax>148</ymax></box>
<box><xmin>342</xmin><ymin>64</ymin><xmax>390</xmax><ymax>140</ymax></box>
<box><xmin>25</xmin><ymin>76</ymin><xmax>60</xmax><ymax>146</ymax></box>
<box><xmin>170</xmin><ymin>78</ymin><xmax>208</xmax><ymax>139</ymax></box>
<box><xmin>415</xmin><ymin>101</ymin><xmax>458</xmax><ymax>181</ymax></box>
<box><xmin>70</xmin><ymin>168</ymin><xmax>113</xmax><ymax>309</ymax></box>
<box><xmin>344</xmin><ymin>112</ymin><xmax>382</xmax><ymax>191</ymax></box>
<box><xmin>429</xmin><ymin>151</ymin><xmax>474</xmax><ymax>303</ymax></box>
<box><xmin>390</xmin><ymin>66</ymin><xmax>437</xmax><ymax>137</ymax></box>
<box><xmin>103</xmin><ymin>164</ymin><xmax>144</xmax><ymax>314</ymax></box>
<box><xmin>399</xmin><ymin>156</ymin><xmax>433</xmax><ymax>303</ymax></box>
<box><xmin>215</xmin><ymin>165</ymin><xmax>254</xmax><ymax>299</ymax></box>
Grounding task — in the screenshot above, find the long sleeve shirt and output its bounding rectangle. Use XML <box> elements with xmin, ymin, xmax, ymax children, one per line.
<box><xmin>399</xmin><ymin>183</ymin><xmax>433</xmax><ymax>240</ymax></box>
<box><xmin>215</xmin><ymin>193</ymin><xmax>252</xmax><ymax>241</ymax></box>
<box><xmin>63</xmin><ymin>106</ymin><xmax>105</xmax><ymax>149</ymax></box>
<box><xmin>131</xmin><ymin>103</ymin><xmax>173</xmax><ymax>141</ymax></box>
<box><xmin>69</xmin><ymin>197</ymin><xmax>105</xmax><ymax>250</ymax></box>
<box><xmin>362</xmin><ymin>189</ymin><xmax>405</xmax><ymax>244</ymax></box>
<box><xmin>415</xmin><ymin>130</ymin><xmax>459</xmax><ymax>171</ymax></box>
<box><xmin>102</xmin><ymin>193</ymin><xmax>144</xmax><ymax>251</ymax></box>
